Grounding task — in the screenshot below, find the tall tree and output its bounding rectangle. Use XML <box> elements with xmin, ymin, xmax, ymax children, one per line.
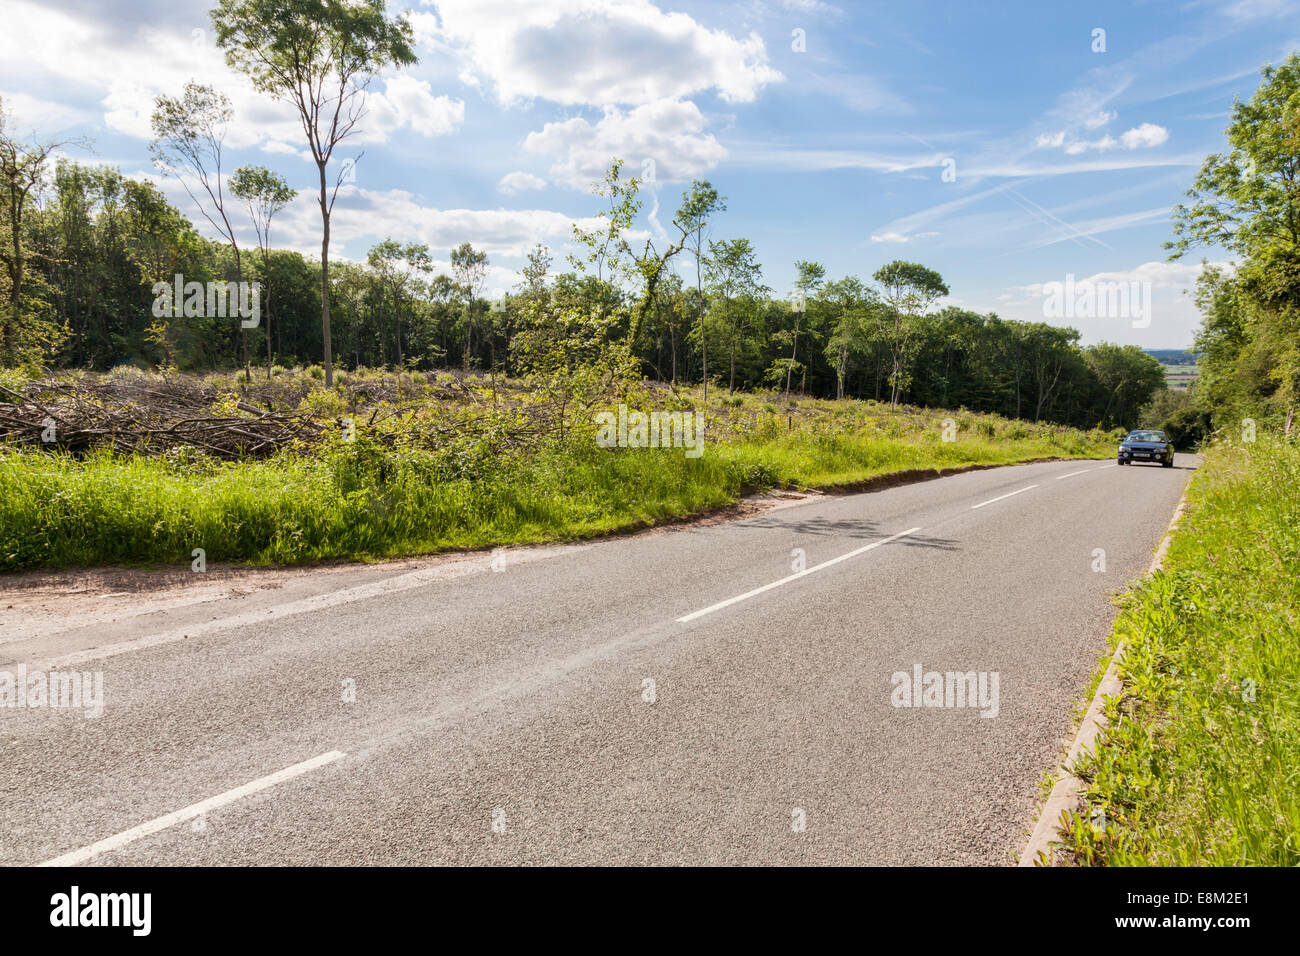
<box><xmin>211</xmin><ymin>0</ymin><xmax>417</xmax><ymax>387</ymax></box>
<box><xmin>150</xmin><ymin>82</ymin><xmax>251</xmax><ymax>377</ymax></box>
<box><xmin>820</xmin><ymin>276</ymin><xmax>876</xmax><ymax>400</ymax></box>
<box><xmin>872</xmin><ymin>260</ymin><xmax>949</xmax><ymax>408</ymax></box>
<box><xmin>1169</xmin><ymin>53</ymin><xmax>1300</xmax><ymax>430</ymax></box>
<box><xmin>0</xmin><ymin>98</ymin><xmax>78</xmax><ymax>364</ymax></box>
<box><xmin>677</xmin><ymin>181</ymin><xmax>726</xmax><ymax>401</ymax></box>
<box><xmin>367</xmin><ymin>237</ymin><xmax>430</xmax><ymax>367</ymax></box>
<box><xmin>229</xmin><ymin>164</ymin><xmax>296</xmax><ymax>377</ymax></box>
<box><xmin>785</xmin><ymin>259</ymin><xmax>825</xmax><ymax>401</ymax></box>
<box><xmin>705</xmin><ymin>237</ymin><xmax>766</xmax><ymax>392</ymax></box>
<box><xmin>450</xmin><ymin>241</ymin><xmax>487</xmax><ymax>368</ymax></box>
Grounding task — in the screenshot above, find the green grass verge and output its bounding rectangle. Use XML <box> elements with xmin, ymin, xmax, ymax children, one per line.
<box><xmin>1061</xmin><ymin>435</ymin><xmax>1300</xmax><ymax>865</ymax></box>
<box><xmin>1</xmin><ymin>395</ymin><xmax>1116</xmax><ymax>571</ymax></box>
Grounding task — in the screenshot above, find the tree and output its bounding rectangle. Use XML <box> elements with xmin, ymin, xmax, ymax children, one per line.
<box><xmin>1169</xmin><ymin>53</ymin><xmax>1300</xmax><ymax>429</ymax></box>
<box><xmin>820</xmin><ymin>276</ymin><xmax>877</xmax><ymax>400</ymax></box>
<box><xmin>0</xmin><ymin>98</ymin><xmax>79</xmax><ymax>364</ymax></box>
<box><xmin>872</xmin><ymin>260</ymin><xmax>949</xmax><ymax>407</ymax></box>
<box><xmin>367</xmin><ymin>237</ymin><xmax>430</xmax><ymax>367</ymax></box>
<box><xmin>676</xmin><ymin>181</ymin><xmax>726</xmax><ymax>401</ymax></box>
<box><xmin>705</xmin><ymin>238</ymin><xmax>767</xmax><ymax>391</ymax></box>
<box><xmin>570</xmin><ymin>159</ymin><xmax>641</xmax><ymax>316</ymax></box>
<box><xmin>450</xmin><ymin>241</ymin><xmax>487</xmax><ymax>368</ymax></box>
<box><xmin>229</xmin><ymin>164</ymin><xmax>296</xmax><ymax>377</ymax></box>
<box><xmin>211</xmin><ymin>0</ymin><xmax>417</xmax><ymax>387</ymax></box>
<box><xmin>150</xmin><ymin>82</ymin><xmax>251</xmax><ymax>377</ymax></box>
<box><xmin>785</xmin><ymin>259</ymin><xmax>825</xmax><ymax>401</ymax></box>
<box><xmin>1084</xmin><ymin>342</ymin><xmax>1167</xmax><ymax>428</ymax></box>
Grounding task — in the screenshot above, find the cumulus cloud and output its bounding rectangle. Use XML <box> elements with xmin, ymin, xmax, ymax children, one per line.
<box><xmin>264</xmin><ymin>184</ymin><xmax>614</xmax><ymax>260</ymax></box>
<box><xmin>1119</xmin><ymin>122</ymin><xmax>1170</xmax><ymax>149</ymax></box>
<box><xmin>422</xmin><ymin>0</ymin><xmax>783</xmax><ymax>107</ymax></box>
<box><xmin>0</xmin><ymin>0</ymin><xmax>460</xmax><ymax>154</ymax></box>
<box><xmin>1038</xmin><ymin>121</ymin><xmax>1170</xmax><ymax>154</ymax></box>
<box><xmin>367</xmin><ymin>76</ymin><xmax>465</xmax><ymax>139</ymax></box>
<box><xmin>498</xmin><ymin>171</ymin><xmax>548</xmax><ymax>194</ymax></box>
<box><xmin>997</xmin><ymin>260</ymin><xmax>1234</xmax><ymax>346</ymax></box>
<box><xmin>524</xmin><ymin>97</ymin><xmax>727</xmax><ymax>188</ymax></box>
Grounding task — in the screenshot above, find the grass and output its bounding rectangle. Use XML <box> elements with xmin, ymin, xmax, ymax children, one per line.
<box><xmin>1059</xmin><ymin>434</ymin><xmax>1300</xmax><ymax>865</ymax></box>
<box><xmin>0</xmin><ymin>372</ymin><xmax>1119</xmax><ymax>571</ymax></box>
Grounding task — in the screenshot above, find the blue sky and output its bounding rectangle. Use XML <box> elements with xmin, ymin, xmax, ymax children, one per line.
<box><xmin>2</xmin><ymin>0</ymin><xmax>1298</xmax><ymax>347</ymax></box>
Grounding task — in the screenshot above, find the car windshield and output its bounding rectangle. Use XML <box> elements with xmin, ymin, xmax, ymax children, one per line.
<box><xmin>1126</xmin><ymin>431</ymin><xmax>1166</xmax><ymax>442</ymax></box>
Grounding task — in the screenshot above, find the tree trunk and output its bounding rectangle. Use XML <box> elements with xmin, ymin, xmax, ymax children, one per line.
<box><xmin>785</xmin><ymin>313</ymin><xmax>799</xmax><ymax>401</ymax></box>
<box><xmin>264</xmin><ymin>248</ymin><xmax>273</xmax><ymax>380</ymax></box>
<box><xmin>697</xmin><ymin>235</ymin><xmax>707</xmax><ymax>403</ymax></box>
<box><xmin>318</xmin><ymin>160</ymin><xmax>334</xmax><ymax>388</ymax></box>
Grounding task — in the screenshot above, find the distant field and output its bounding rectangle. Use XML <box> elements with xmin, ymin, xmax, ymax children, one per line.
<box><xmin>1161</xmin><ymin>363</ymin><xmax>1198</xmax><ymax>390</ymax></box>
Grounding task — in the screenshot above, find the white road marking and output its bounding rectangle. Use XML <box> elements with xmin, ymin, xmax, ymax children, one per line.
<box><xmin>1054</xmin><ymin>469</ymin><xmax>1091</xmax><ymax>480</ymax></box>
<box><xmin>37</xmin><ymin>750</ymin><xmax>347</xmax><ymax>866</ymax></box>
<box><xmin>970</xmin><ymin>484</ymin><xmax>1039</xmax><ymax>509</ymax></box>
<box><xmin>676</xmin><ymin>527</ymin><xmax>921</xmax><ymax>624</ymax></box>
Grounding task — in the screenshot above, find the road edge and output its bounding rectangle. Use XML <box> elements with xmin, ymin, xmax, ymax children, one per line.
<box><xmin>1017</xmin><ymin>484</ymin><xmax>1192</xmax><ymax>867</ymax></box>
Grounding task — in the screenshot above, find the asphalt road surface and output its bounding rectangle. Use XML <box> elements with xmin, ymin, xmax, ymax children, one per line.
<box><xmin>0</xmin><ymin>454</ymin><xmax>1195</xmax><ymax>866</ymax></box>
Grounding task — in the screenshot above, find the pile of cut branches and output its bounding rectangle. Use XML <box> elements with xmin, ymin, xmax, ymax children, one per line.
<box><xmin>0</xmin><ymin>377</ymin><xmax>329</xmax><ymax>459</ymax></box>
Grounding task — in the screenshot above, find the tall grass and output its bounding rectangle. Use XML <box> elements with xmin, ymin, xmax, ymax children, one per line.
<box><xmin>0</xmin><ymin>399</ymin><xmax>1116</xmax><ymax>571</ymax></box>
<box><xmin>1061</xmin><ymin>435</ymin><xmax>1300</xmax><ymax>865</ymax></box>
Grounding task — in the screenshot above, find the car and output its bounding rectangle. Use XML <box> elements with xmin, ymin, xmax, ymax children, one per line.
<box><xmin>1118</xmin><ymin>429</ymin><xmax>1175</xmax><ymax>467</ymax></box>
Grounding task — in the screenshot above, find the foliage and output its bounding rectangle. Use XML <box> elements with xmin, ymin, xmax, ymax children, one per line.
<box><xmin>1058</xmin><ymin>436</ymin><xmax>1300</xmax><ymax>865</ymax></box>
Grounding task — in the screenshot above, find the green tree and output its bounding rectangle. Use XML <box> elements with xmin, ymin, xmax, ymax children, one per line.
<box><xmin>784</xmin><ymin>259</ymin><xmax>825</xmax><ymax>401</ymax></box>
<box><xmin>150</xmin><ymin>82</ymin><xmax>251</xmax><ymax>377</ymax></box>
<box><xmin>1169</xmin><ymin>54</ymin><xmax>1300</xmax><ymax>429</ymax></box>
<box><xmin>0</xmin><ymin>98</ymin><xmax>77</xmax><ymax>364</ymax></box>
<box><xmin>450</xmin><ymin>241</ymin><xmax>487</xmax><ymax>368</ymax></box>
<box><xmin>872</xmin><ymin>260</ymin><xmax>949</xmax><ymax>408</ymax></box>
<box><xmin>705</xmin><ymin>238</ymin><xmax>767</xmax><ymax>391</ymax></box>
<box><xmin>230</xmin><ymin>164</ymin><xmax>296</xmax><ymax>377</ymax></box>
<box><xmin>211</xmin><ymin>0</ymin><xmax>417</xmax><ymax>387</ymax></box>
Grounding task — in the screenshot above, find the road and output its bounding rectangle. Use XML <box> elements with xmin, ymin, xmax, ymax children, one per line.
<box><xmin>0</xmin><ymin>454</ymin><xmax>1195</xmax><ymax>866</ymax></box>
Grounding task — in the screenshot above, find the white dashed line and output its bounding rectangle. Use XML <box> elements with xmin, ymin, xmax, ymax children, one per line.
<box><xmin>970</xmin><ymin>484</ymin><xmax>1039</xmax><ymax>510</ymax></box>
<box><xmin>676</xmin><ymin>527</ymin><xmax>921</xmax><ymax>624</ymax></box>
<box><xmin>1055</xmin><ymin>469</ymin><xmax>1091</xmax><ymax>480</ymax></box>
<box><xmin>38</xmin><ymin>750</ymin><xmax>347</xmax><ymax>866</ymax></box>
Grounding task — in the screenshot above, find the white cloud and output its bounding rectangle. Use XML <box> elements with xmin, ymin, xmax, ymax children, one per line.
<box><xmin>0</xmin><ymin>90</ymin><xmax>93</xmax><ymax>133</ymax></box>
<box><xmin>266</xmin><ymin>185</ymin><xmax>614</xmax><ymax>260</ymax></box>
<box><xmin>498</xmin><ymin>171</ymin><xmax>548</xmax><ymax>193</ymax></box>
<box><xmin>1001</xmin><ymin>260</ymin><xmax>1234</xmax><ymax>346</ymax></box>
<box><xmin>870</xmin><ymin>230</ymin><xmax>938</xmax><ymax>243</ymax></box>
<box><xmin>1037</xmin><ymin>122</ymin><xmax>1170</xmax><ymax>155</ymax></box>
<box><xmin>1119</xmin><ymin>122</ymin><xmax>1170</xmax><ymax>149</ymax></box>
<box><xmin>0</xmin><ymin>0</ymin><xmax>459</xmax><ymax>157</ymax></box>
<box><xmin>524</xmin><ymin>97</ymin><xmax>727</xmax><ymax>188</ymax></box>
<box><xmin>1082</xmin><ymin>110</ymin><xmax>1117</xmax><ymax>130</ymax></box>
<box><xmin>423</xmin><ymin>0</ymin><xmax>783</xmax><ymax>107</ymax></box>
<box><xmin>367</xmin><ymin>76</ymin><xmax>465</xmax><ymax>139</ymax></box>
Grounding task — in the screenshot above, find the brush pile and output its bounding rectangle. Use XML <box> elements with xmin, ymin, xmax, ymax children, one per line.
<box><xmin>0</xmin><ymin>376</ymin><xmax>328</xmax><ymax>459</ymax></box>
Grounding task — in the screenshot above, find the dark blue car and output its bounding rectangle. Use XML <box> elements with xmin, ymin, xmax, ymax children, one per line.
<box><xmin>1118</xmin><ymin>429</ymin><xmax>1175</xmax><ymax>467</ymax></box>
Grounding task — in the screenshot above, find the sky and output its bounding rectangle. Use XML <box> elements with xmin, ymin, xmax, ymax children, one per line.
<box><xmin>1</xmin><ymin>0</ymin><xmax>1298</xmax><ymax>348</ymax></box>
